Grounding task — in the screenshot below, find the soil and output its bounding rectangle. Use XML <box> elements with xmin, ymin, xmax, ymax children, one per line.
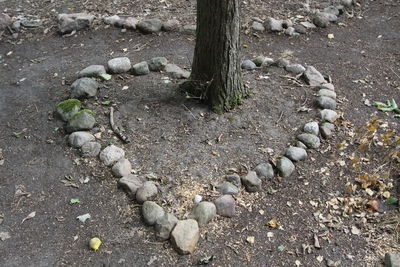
<box><xmin>0</xmin><ymin>0</ymin><xmax>399</xmax><ymax>266</ymax></box>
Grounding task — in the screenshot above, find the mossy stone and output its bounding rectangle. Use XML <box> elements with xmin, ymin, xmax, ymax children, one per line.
<box><xmin>56</xmin><ymin>99</ymin><xmax>81</xmax><ymax>121</ymax></box>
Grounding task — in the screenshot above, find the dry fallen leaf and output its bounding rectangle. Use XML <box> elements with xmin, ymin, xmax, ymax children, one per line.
<box><xmin>246</xmin><ymin>236</ymin><xmax>255</xmax><ymax>244</ymax></box>
<box><xmin>266</xmin><ymin>218</ymin><xmax>280</xmax><ymax>228</ymax></box>
<box><xmin>351</xmin><ymin>226</ymin><xmax>361</xmax><ymax>235</ymax></box>
<box><xmin>21</xmin><ymin>211</ymin><xmax>36</xmax><ymax>224</ymax></box>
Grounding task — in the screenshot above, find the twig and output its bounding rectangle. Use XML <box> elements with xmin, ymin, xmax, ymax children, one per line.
<box><xmin>181</xmin><ymin>104</ymin><xmax>196</xmax><ymax>119</ymax></box>
<box><xmin>389</xmin><ymin>67</ymin><xmax>400</xmax><ymax>80</ymax></box>
<box><xmin>301</xmin><ymin>87</ymin><xmax>308</xmax><ymax>106</ymax></box>
<box><xmin>276</xmin><ymin>111</ymin><xmax>284</xmax><ymax>123</ymax></box>
<box><xmin>110</xmin><ymin>107</ymin><xmax>131</xmax><ymax>143</ymax></box>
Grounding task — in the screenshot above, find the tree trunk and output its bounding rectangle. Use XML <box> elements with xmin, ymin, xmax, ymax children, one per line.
<box><xmin>183</xmin><ymin>0</ymin><xmax>245</xmax><ymax>113</ymax></box>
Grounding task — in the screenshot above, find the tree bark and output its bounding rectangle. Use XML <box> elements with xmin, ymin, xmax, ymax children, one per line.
<box><xmin>183</xmin><ymin>0</ymin><xmax>245</xmax><ymax>113</ymax></box>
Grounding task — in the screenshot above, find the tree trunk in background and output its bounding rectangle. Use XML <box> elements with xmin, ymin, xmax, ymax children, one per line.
<box><xmin>183</xmin><ymin>0</ymin><xmax>245</xmax><ymax>113</ymax></box>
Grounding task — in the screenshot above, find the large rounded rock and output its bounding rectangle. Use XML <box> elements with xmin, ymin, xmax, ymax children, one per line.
<box><xmin>99</xmin><ymin>145</ymin><xmax>125</xmax><ymax>166</ymax></box>
<box><xmin>241</xmin><ymin>60</ymin><xmax>257</xmax><ymax>70</ymax></box>
<box><xmin>216</xmin><ymin>182</ymin><xmax>239</xmax><ymax>195</ymax></box>
<box><xmin>285</xmin><ymin>64</ymin><xmax>306</xmax><ymax>74</ymax></box>
<box><xmin>320</xmin><ymin>122</ymin><xmax>335</xmax><ymax>139</ymax></box>
<box><xmin>318</xmin><ymin>89</ymin><xmax>337</xmax><ymax>99</ymax></box>
<box><xmin>141</xmin><ymin>201</ymin><xmax>164</xmax><ymax>226</ymax></box>
<box><xmin>170</xmin><ymin>219</ymin><xmax>200</xmax><ymax>255</ymax></box>
<box><xmin>136</xmin><ymin>181</ymin><xmax>158</xmax><ymax>204</ymax></box>
<box><xmin>0</xmin><ymin>13</ymin><xmax>12</xmax><ymax>31</ymax></box>
<box><xmin>137</xmin><ymin>18</ymin><xmax>163</xmax><ymax>33</ymax></box>
<box><xmin>155</xmin><ymin>213</ymin><xmax>178</xmax><ymax>240</ymax></box>
<box><xmin>107</xmin><ymin>57</ymin><xmax>131</xmax><ymax>74</ymax></box>
<box><xmin>265</xmin><ymin>17</ymin><xmax>283</xmax><ymax>32</ymax></box>
<box><xmin>68</xmin><ymin>131</ymin><xmax>95</xmax><ymax>148</ymax></box>
<box><xmin>320</xmin><ymin>109</ymin><xmax>338</xmax><ymax>122</ymax></box>
<box><xmin>316</xmin><ymin>96</ymin><xmax>337</xmax><ymax>110</ymax></box>
<box><xmin>285</xmin><ymin>146</ymin><xmax>308</xmax><ymax>162</ymax></box>
<box><xmin>214</xmin><ymin>195</ymin><xmax>236</xmax><ymax>217</ymax></box>
<box><xmin>297</xmin><ymin>133</ymin><xmax>321</xmax><ymax>149</ymax></box>
<box><xmin>303</xmin><ymin>121</ymin><xmax>319</xmax><ymax>136</ymax></box>
<box><xmin>241</xmin><ymin>171</ymin><xmax>262</xmax><ymax>192</ymax></box>
<box><xmin>303</xmin><ymin>66</ymin><xmax>325</xmax><ymax>86</ymax></box>
<box><xmin>56</xmin><ymin>99</ymin><xmax>81</xmax><ymax>122</ymax></box>
<box><xmin>81</xmin><ymin>141</ymin><xmax>101</xmax><ymax>157</ymax></box>
<box><xmin>132</xmin><ymin>61</ymin><xmax>150</xmax><ymax>76</ymax></box>
<box><xmin>224</xmin><ymin>174</ymin><xmax>241</xmax><ymax>187</ymax></box>
<box><xmin>252</xmin><ymin>56</ymin><xmax>274</xmax><ymax>67</ymax></box>
<box><xmin>79</xmin><ymin>65</ymin><xmax>106</xmax><ymax>78</ymax></box>
<box><xmin>118</xmin><ymin>174</ymin><xmax>145</xmax><ymax>196</ymax></box>
<box><xmin>65</xmin><ymin>110</ymin><xmax>95</xmax><ymax>133</ymax></box>
<box><xmin>277</xmin><ymin>157</ymin><xmax>295</xmax><ymax>178</ymax></box>
<box><xmin>254</xmin><ymin>163</ymin><xmax>274</xmax><ymax>179</ymax></box>
<box><xmin>252</xmin><ymin>21</ymin><xmax>265</xmax><ymax>32</ymax></box>
<box><xmin>70</xmin><ymin>78</ymin><xmax>98</xmax><ymax>99</ymax></box>
<box><xmin>189</xmin><ymin>202</ymin><xmax>216</xmax><ymax>226</ymax></box>
<box><xmin>165</xmin><ymin>64</ymin><xmax>190</xmax><ymax>79</ymax></box>
<box><xmin>148</xmin><ymin>57</ymin><xmax>168</xmax><ymax>71</ymax></box>
<box><xmin>111</xmin><ymin>158</ymin><xmax>132</xmax><ymax>177</ymax></box>
<box><xmin>162</xmin><ymin>19</ymin><xmax>180</xmax><ymax>31</ymax></box>
<box><xmin>122</xmin><ymin>17</ymin><xmax>138</xmax><ymax>30</ymax></box>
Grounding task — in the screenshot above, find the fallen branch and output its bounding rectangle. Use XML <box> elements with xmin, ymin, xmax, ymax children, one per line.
<box><xmin>110</xmin><ymin>107</ymin><xmax>131</xmax><ymax>143</ymax></box>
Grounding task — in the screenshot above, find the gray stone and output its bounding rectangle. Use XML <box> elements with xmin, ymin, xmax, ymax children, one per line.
<box><xmin>66</xmin><ymin>110</ymin><xmax>95</xmax><ymax>133</ymax></box>
<box><xmin>303</xmin><ymin>121</ymin><xmax>319</xmax><ymax>136</ymax></box>
<box><xmin>118</xmin><ymin>174</ymin><xmax>145</xmax><ymax>195</ymax></box>
<box><xmin>225</xmin><ymin>174</ymin><xmax>241</xmax><ymax>187</ymax></box>
<box><xmin>162</xmin><ymin>19</ymin><xmax>180</xmax><ymax>31</ymax></box>
<box><xmin>137</xmin><ymin>18</ymin><xmax>163</xmax><ymax>33</ymax></box>
<box><xmin>276</xmin><ymin>58</ymin><xmax>291</xmax><ymax>68</ymax></box>
<box><xmin>318</xmin><ymin>89</ymin><xmax>337</xmax><ymax>99</ymax></box>
<box><xmin>265</xmin><ymin>17</ymin><xmax>283</xmax><ymax>32</ymax></box>
<box><xmin>165</xmin><ymin>64</ymin><xmax>190</xmax><ymax>79</ymax></box>
<box><xmin>324</xmin><ymin>6</ymin><xmax>340</xmax><ymax>16</ymax></box>
<box><xmin>317</xmin><ymin>96</ymin><xmax>337</xmax><ymax>110</ymax></box>
<box><xmin>56</xmin><ymin>99</ymin><xmax>81</xmax><ymax>122</ymax></box>
<box><xmin>68</xmin><ymin>131</ymin><xmax>95</xmax><ymax>148</ymax></box>
<box><xmin>141</xmin><ymin>201</ymin><xmax>164</xmax><ymax>226</ymax></box>
<box><xmin>252</xmin><ymin>56</ymin><xmax>274</xmax><ymax>67</ymax></box>
<box><xmin>58</xmin><ymin>13</ymin><xmax>95</xmax><ymax>34</ymax></box>
<box><xmin>154</xmin><ymin>213</ymin><xmax>178</xmax><ymax>240</ymax></box>
<box><xmin>148</xmin><ymin>57</ymin><xmax>168</xmax><ymax>71</ymax></box>
<box><xmin>170</xmin><ymin>219</ymin><xmax>200</xmax><ymax>255</ymax></box>
<box><xmin>282</xmin><ymin>19</ymin><xmax>293</xmax><ymax>28</ymax></box>
<box><xmin>81</xmin><ymin>141</ymin><xmax>101</xmax><ymax>157</ymax></box>
<box><xmin>79</xmin><ymin>65</ymin><xmax>107</xmax><ymax>78</ymax></box>
<box><xmin>99</xmin><ymin>145</ymin><xmax>125</xmax><ymax>166</ymax></box>
<box><xmin>277</xmin><ymin>157</ymin><xmax>295</xmax><ymax>178</ymax></box>
<box><xmin>189</xmin><ymin>202</ymin><xmax>216</xmax><ymax>226</ymax></box>
<box><xmin>0</xmin><ymin>13</ymin><xmax>12</xmax><ymax>31</ymax></box>
<box><xmin>341</xmin><ymin>0</ymin><xmax>353</xmax><ymax>8</ymax></box>
<box><xmin>252</xmin><ymin>21</ymin><xmax>265</xmax><ymax>32</ymax></box>
<box><xmin>285</xmin><ymin>146</ymin><xmax>308</xmax><ymax>162</ymax></box>
<box><xmin>181</xmin><ymin>24</ymin><xmax>196</xmax><ymax>34</ymax></box>
<box><xmin>320</xmin><ymin>83</ymin><xmax>335</xmax><ymax>91</ymax></box>
<box><xmin>214</xmin><ymin>195</ymin><xmax>236</xmax><ymax>217</ymax></box>
<box><xmin>320</xmin><ymin>109</ymin><xmax>338</xmax><ymax>122</ymax></box>
<box><xmin>313</xmin><ymin>12</ymin><xmax>337</xmax><ymax>28</ymax></box>
<box><xmin>303</xmin><ymin>66</ymin><xmax>325</xmax><ymax>86</ymax></box>
<box><xmin>300</xmin><ymin>21</ymin><xmax>316</xmax><ymax>29</ymax></box>
<box><xmin>241</xmin><ymin>171</ymin><xmax>262</xmax><ymax>192</ymax></box>
<box><xmin>294</xmin><ymin>24</ymin><xmax>307</xmax><ymax>34</ymax></box>
<box><xmin>70</xmin><ymin>78</ymin><xmax>98</xmax><ymax>99</ymax></box>
<box><xmin>285</xmin><ymin>64</ymin><xmax>306</xmax><ymax>74</ymax></box>
<box><xmin>132</xmin><ymin>61</ymin><xmax>150</xmax><ymax>75</ymax></box>
<box><xmin>241</xmin><ymin>60</ymin><xmax>257</xmax><ymax>70</ymax></box>
<box><xmin>136</xmin><ymin>181</ymin><xmax>158</xmax><ymax>204</ymax></box>
<box><xmin>284</xmin><ymin>27</ymin><xmax>296</xmax><ymax>36</ymax></box>
<box><xmin>254</xmin><ymin>162</ymin><xmax>274</xmax><ymax>179</ymax></box>
<box><xmin>297</xmin><ymin>133</ymin><xmax>321</xmax><ymax>149</ymax></box>
<box><xmin>384</xmin><ymin>252</ymin><xmax>400</xmax><ymax>267</ymax></box>
<box><xmin>107</xmin><ymin>57</ymin><xmax>131</xmax><ymax>74</ymax></box>
<box><xmin>111</xmin><ymin>158</ymin><xmax>132</xmax><ymax>178</ymax></box>
<box><xmin>296</xmin><ymin>141</ymin><xmax>307</xmax><ymax>149</ymax></box>
<box><xmin>104</xmin><ymin>15</ymin><xmax>124</xmax><ymax>26</ymax></box>
<box><xmin>216</xmin><ymin>182</ymin><xmax>239</xmax><ymax>195</ymax></box>
<box><xmin>320</xmin><ymin>122</ymin><xmax>335</xmax><ymax>139</ymax></box>
<box><xmin>122</xmin><ymin>17</ymin><xmax>138</xmax><ymax>30</ymax></box>
<box><xmin>11</xmin><ymin>21</ymin><xmax>21</xmax><ymax>32</ymax></box>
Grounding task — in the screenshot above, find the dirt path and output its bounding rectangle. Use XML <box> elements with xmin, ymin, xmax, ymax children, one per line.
<box><xmin>0</xmin><ymin>0</ymin><xmax>399</xmax><ymax>266</ymax></box>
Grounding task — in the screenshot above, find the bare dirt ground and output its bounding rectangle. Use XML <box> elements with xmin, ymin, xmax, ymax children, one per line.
<box><xmin>0</xmin><ymin>0</ymin><xmax>399</xmax><ymax>266</ymax></box>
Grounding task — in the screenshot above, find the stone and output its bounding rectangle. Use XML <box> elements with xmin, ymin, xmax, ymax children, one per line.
<box><xmin>277</xmin><ymin>157</ymin><xmax>295</xmax><ymax>178</ymax></box>
<box><xmin>384</xmin><ymin>252</ymin><xmax>400</xmax><ymax>267</ymax></box>
<box><xmin>294</xmin><ymin>24</ymin><xmax>307</xmax><ymax>34</ymax></box>
<box><xmin>241</xmin><ymin>171</ymin><xmax>262</xmax><ymax>192</ymax></box>
<box><xmin>66</xmin><ymin>110</ymin><xmax>95</xmax><ymax>133</ymax></box>
<box><xmin>296</xmin><ymin>141</ymin><xmax>307</xmax><ymax>149</ymax></box>
<box><xmin>303</xmin><ymin>121</ymin><xmax>320</xmax><ymax>135</ymax></box>
<box><xmin>181</xmin><ymin>25</ymin><xmax>196</xmax><ymax>34</ymax></box>
<box><xmin>111</xmin><ymin>158</ymin><xmax>132</xmax><ymax>178</ymax></box>
<box><xmin>320</xmin><ymin>83</ymin><xmax>335</xmax><ymax>91</ymax></box>
<box><xmin>285</xmin><ymin>146</ymin><xmax>308</xmax><ymax>161</ymax></box>
<box><xmin>56</xmin><ymin>99</ymin><xmax>81</xmax><ymax>121</ymax></box>
<box><xmin>300</xmin><ymin>21</ymin><xmax>316</xmax><ymax>29</ymax></box>
<box><xmin>285</xmin><ymin>64</ymin><xmax>306</xmax><ymax>74</ymax></box>
<box><xmin>154</xmin><ymin>213</ymin><xmax>178</xmax><ymax>240</ymax></box>
<box><xmin>148</xmin><ymin>57</ymin><xmax>168</xmax><ymax>71</ymax></box>
<box><xmin>162</xmin><ymin>19</ymin><xmax>180</xmax><ymax>31</ymax></box>
<box><xmin>313</xmin><ymin>12</ymin><xmax>337</xmax><ymax>28</ymax></box>
<box><xmin>252</xmin><ymin>21</ymin><xmax>265</xmax><ymax>31</ymax></box>
<box><xmin>225</xmin><ymin>174</ymin><xmax>241</xmax><ymax>187</ymax></box>
<box><xmin>276</xmin><ymin>58</ymin><xmax>291</xmax><ymax>68</ymax></box>
<box><xmin>241</xmin><ymin>60</ymin><xmax>257</xmax><ymax>70</ymax></box>
<box><xmin>284</xmin><ymin>27</ymin><xmax>296</xmax><ymax>36</ymax></box>
<box><xmin>118</xmin><ymin>174</ymin><xmax>145</xmax><ymax>195</ymax></box>
<box><xmin>107</xmin><ymin>57</ymin><xmax>131</xmax><ymax>74</ymax></box>
<box><xmin>137</xmin><ymin>18</ymin><xmax>163</xmax><ymax>34</ymax></box>
<box><xmin>320</xmin><ymin>122</ymin><xmax>335</xmax><ymax>139</ymax></box>
<box><xmin>320</xmin><ymin>109</ymin><xmax>338</xmax><ymax>122</ymax></box>
<box><xmin>341</xmin><ymin>0</ymin><xmax>353</xmax><ymax>8</ymax></box>
<box><xmin>254</xmin><ymin>163</ymin><xmax>274</xmax><ymax>179</ymax></box>
<box><xmin>265</xmin><ymin>17</ymin><xmax>283</xmax><ymax>32</ymax></box>
<box><xmin>68</xmin><ymin>131</ymin><xmax>95</xmax><ymax>148</ymax></box>
<box><xmin>79</xmin><ymin>65</ymin><xmax>107</xmax><ymax>78</ymax></box>
<box><xmin>324</xmin><ymin>6</ymin><xmax>340</xmax><ymax>16</ymax></box>
<box><xmin>165</xmin><ymin>64</ymin><xmax>190</xmax><ymax>79</ymax></box>
<box><xmin>122</xmin><ymin>17</ymin><xmax>138</xmax><ymax>29</ymax></box>
<box><xmin>282</xmin><ymin>19</ymin><xmax>293</xmax><ymax>28</ymax></box>
<box><xmin>170</xmin><ymin>219</ymin><xmax>200</xmax><ymax>255</ymax></box>
<box><xmin>189</xmin><ymin>202</ymin><xmax>216</xmax><ymax>226</ymax></box>
<box><xmin>104</xmin><ymin>15</ymin><xmax>124</xmax><ymax>26</ymax></box>
<box><xmin>297</xmin><ymin>133</ymin><xmax>321</xmax><ymax>149</ymax></box>
<box><xmin>252</xmin><ymin>56</ymin><xmax>274</xmax><ymax>67</ymax></box>
<box><xmin>132</xmin><ymin>61</ymin><xmax>150</xmax><ymax>75</ymax></box>
<box><xmin>11</xmin><ymin>21</ymin><xmax>21</xmax><ymax>32</ymax></box>
<box><xmin>317</xmin><ymin>96</ymin><xmax>337</xmax><ymax>110</ymax></box>
<box><xmin>216</xmin><ymin>182</ymin><xmax>239</xmax><ymax>195</ymax></box>
<box><xmin>99</xmin><ymin>145</ymin><xmax>125</xmax><ymax>166</ymax></box>
<box><xmin>318</xmin><ymin>89</ymin><xmax>337</xmax><ymax>99</ymax></box>
<box><xmin>0</xmin><ymin>13</ymin><xmax>12</xmax><ymax>31</ymax></box>
<box><xmin>70</xmin><ymin>78</ymin><xmax>98</xmax><ymax>99</ymax></box>
<box><xmin>58</xmin><ymin>13</ymin><xmax>95</xmax><ymax>34</ymax></box>
<box><xmin>303</xmin><ymin>66</ymin><xmax>325</xmax><ymax>86</ymax></box>
<box><xmin>136</xmin><ymin>181</ymin><xmax>158</xmax><ymax>204</ymax></box>
<box><xmin>214</xmin><ymin>195</ymin><xmax>236</xmax><ymax>217</ymax></box>
<box><xmin>141</xmin><ymin>201</ymin><xmax>164</xmax><ymax>226</ymax></box>
<box><xmin>81</xmin><ymin>141</ymin><xmax>101</xmax><ymax>157</ymax></box>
